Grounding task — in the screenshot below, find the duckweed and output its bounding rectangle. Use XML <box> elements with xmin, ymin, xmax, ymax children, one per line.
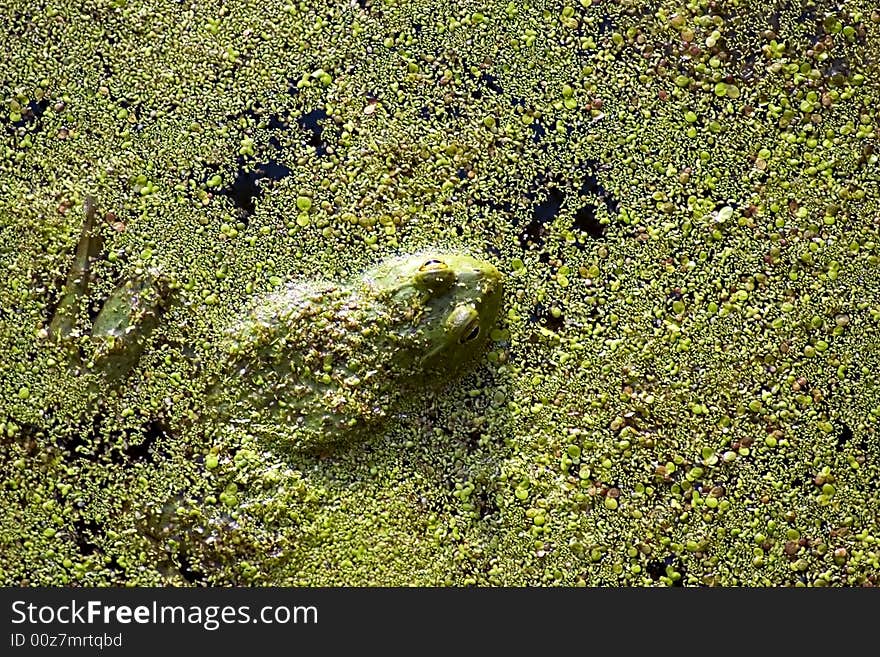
<box><xmin>0</xmin><ymin>0</ymin><xmax>878</xmax><ymax>587</ymax></box>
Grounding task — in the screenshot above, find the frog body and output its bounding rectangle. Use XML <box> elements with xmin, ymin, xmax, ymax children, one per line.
<box><xmin>211</xmin><ymin>254</ymin><xmax>503</xmax><ymax>451</ymax></box>
<box><xmin>50</xmin><ymin>199</ymin><xmax>503</xmax><ymax>452</ymax></box>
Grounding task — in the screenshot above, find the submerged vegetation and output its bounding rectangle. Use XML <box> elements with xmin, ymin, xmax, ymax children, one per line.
<box><xmin>0</xmin><ymin>0</ymin><xmax>878</xmax><ymax>585</ymax></box>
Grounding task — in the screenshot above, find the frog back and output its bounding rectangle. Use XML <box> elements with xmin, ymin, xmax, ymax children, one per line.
<box><xmin>209</xmin><ymin>279</ymin><xmax>405</xmax><ymax>450</ymax></box>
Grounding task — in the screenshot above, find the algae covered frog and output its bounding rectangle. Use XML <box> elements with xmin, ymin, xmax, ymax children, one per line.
<box><xmin>210</xmin><ymin>252</ymin><xmax>503</xmax><ymax>451</ymax></box>
<box><xmin>50</xmin><ymin>198</ymin><xmax>504</xmax><ymax>452</ymax></box>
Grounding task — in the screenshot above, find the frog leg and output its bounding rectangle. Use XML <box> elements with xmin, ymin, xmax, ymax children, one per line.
<box><xmin>91</xmin><ymin>268</ymin><xmax>174</xmax><ymax>381</ymax></box>
<box><xmin>47</xmin><ymin>195</ymin><xmax>174</xmax><ymax>380</ymax></box>
<box><xmin>48</xmin><ymin>195</ymin><xmax>102</xmax><ymax>341</ymax></box>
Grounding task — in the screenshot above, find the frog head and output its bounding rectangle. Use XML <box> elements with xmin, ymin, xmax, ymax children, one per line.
<box><xmin>362</xmin><ymin>252</ymin><xmax>503</xmax><ymax>375</ymax></box>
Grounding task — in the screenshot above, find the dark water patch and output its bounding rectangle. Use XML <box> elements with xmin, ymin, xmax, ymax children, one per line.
<box><xmin>713</xmin><ymin>200</ymin><xmax>740</xmax><ymax>213</ymax></box>
<box><xmin>738</xmin><ymin>51</ymin><xmax>759</xmax><ymax>82</ymax></box>
<box><xmin>472</xmin><ymin>197</ymin><xmax>514</xmax><ymax>216</ymax></box>
<box><xmin>267</xmin><ymin>114</ymin><xmax>290</xmax><ymax>131</ymax></box>
<box><xmin>257</xmin><ymin>160</ymin><xmax>292</xmax><ymax>182</ymax></box>
<box><xmin>63</xmin><ymin>415</ymin><xmax>104</xmax><ymax>463</ymax></box>
<box><xmin>530</xmin><ymin>121</ymin><xmax>546</xmax><ymax>143</ymax></box>
<box><xmin>798</xmin><ymin>5</ymin><xmax>817</xmax><ymax>28</ymax></box>
<box><xmin>856</xmin><ymin>144</ymin><xmax>874</xmax><ymax>170</ymax></box>
<box><xmin>646</xmin><ymin>555</ymin><xmax>685</xmax><ymax>585</ymax></box>
<box><xmin>579</xmin><ymin>169</ymin><xmax>619</xmax><ymax>215</ymax></box>
<box><xmin>520</xmin><ymin>182</ymin><xmax>564</xmax><ymax>248</ymax></box>
<box><xmin>824</xmin><ymin>56</ymin><xmax>851</xmax><ymax>86</ymax></box>
<box><xmin>105</xmin><ymin>556</ymin><xmax>126</xmax><ymax>575</ymax></box>
<box><xmin>481</xmin><ymin>73</ymin><xmax>503</xmax><ymax>94</ymax></box>
<box><xmin>218</xmin><ymin>158</ymin><xmax>292</xmax><ymax>218</ymax></box>
<box><xmin>444</xmin><ymin>104</ymin><xmax>463</xmax><ymax>119</ymax></box>
<box><xmin>483</xmin><ymin>243</ymin><xmax>502</xmax><ymax>258</ymax></box>
<box><xmin>119</xmin><ymin>418</ymin><xmax>167</xmax><ymax>463</ymax></box>
<box><xmin>59</xmin><ymin>401</ymin><xmax>172</xmax><ymax>467</ymax></box>
<box><xmin>534</xmin><ymin>186</ymin><xmax>566</xmax><ymax>223</ymax></box>
<box><xmin>475</xmin><ymin>490</ymin><xmax>498</xmax><ymax>520</ymax></box>
<box><xmin>465</xmin><ymin>428</ymin><xmax>483</xmax><ymax>452</ymax></box>
<box><xmin>572</xmin><ymin>204</ymin><xmax>603</xmax><ymax>238</ymax></box>
<box><xmin>177</xmin><ymin>552</ymin><xmax>209</xmax><ymax>586</ymax></box>
<box><xmin>838</xmin><ymin>422</ymin><xmax>868</xmax><ymax>452</ymax></box>
<box><xmin>72</xmin><ymin>518</ymin><xmax>103</xmax><ymax>557</ymax></box>
<box><xmin>530</xmin><ymin>301</ymin><xmax>565</xmax><ymax>331</ymax></box>
<box><xmin>567</xmin><ymin>168</ymin><xmax>617</xmax><ymax>243</ymax></box>
<box><xmin>26</xmin><ymin>98</ymin><xmax>48</xmax><ymax>121</ymax></box>
<box><xmin>0</xmin><ymin>418</ymin><xmax>41</xmax><ymax>455</ymax></box>
<box><xmin>297</xmin><ymin>108</ymin><xmax>330</xmax><ymax>155</ymax></box>
<box><xmin>10</xmin><ymin>98</ymin><xmax>49</xmax><ymax>130</ymax></box>
<box><xmin>837</xmin><ymin>423</ymin><xmax>853</xmax><ymax>447</ymax></box>
<box><xmin>519</xmin><ymin>214</ymin><xmax>547</xmax><ymax>249</ymax></box>
<box><xmin>94</xmin><ymin>50</ymin><xmax>114</xmax><ymax>78</ymax></box>
<box><xmin>243</xmin><ymin>104</ymin><xmax>292</xmax><ymax>132</ymax></box>
<box><xmin>6</xmin><ymin>10</ymin><xmax>33</xmax><ymax>39</ymax></box>
<box><xmin>578</xmin><ymin>171</ymin><xmax>602</xmax><ymax>196</ymax></box>
<box><xmin>786</xmin><ymin>465</ymin><xmax>814</xmax><ymax>492</ymax></box>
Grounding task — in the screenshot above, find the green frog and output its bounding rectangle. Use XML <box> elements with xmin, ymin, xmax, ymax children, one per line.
<box><xmin>210</xmin><ymin>252</ymin><xmax>503</xmax><ymax>451</ymax></box>
<box><xmin>51</xmin><ymin>198</ymin><xmax>504</xmax><ymax>452</ymax></box>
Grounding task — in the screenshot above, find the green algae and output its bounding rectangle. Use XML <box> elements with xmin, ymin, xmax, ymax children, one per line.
<box><xmin>0</xmin><ymin>0</ymin><xmax>879</xmax><ymax>586</ymax></box>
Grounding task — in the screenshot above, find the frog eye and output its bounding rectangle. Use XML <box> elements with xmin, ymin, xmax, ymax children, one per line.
<box><xmin>445</xmin><ymin>305</ymin><xmax>481</xmax><ymax>344</ymax></box>
<box><xmin>460</xmin><ymin>318</ymin><xmax>481</xmax><ymax>344</ymax></box>
<box><xmin>415</xmin><ymin>259</ymin><xmax>455</xmax><ymax>291</ymax></box>
<box><xmin>420</xmin><ymin>259</ymin><xmax>447</xmax><ymax>271</ymax></box>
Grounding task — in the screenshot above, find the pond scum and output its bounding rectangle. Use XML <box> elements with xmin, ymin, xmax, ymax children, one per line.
<box><xmin>0</xmin><ymin>0</ymin><xmax>878</xmax><ymax>586</ymax></box>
